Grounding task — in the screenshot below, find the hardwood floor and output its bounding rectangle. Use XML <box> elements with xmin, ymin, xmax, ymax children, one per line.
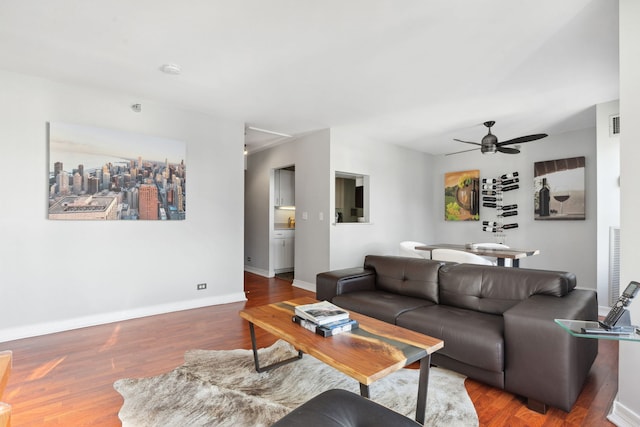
<box><xmin>1</xmin><ymin>272</ymin><xmax>617</xmax><ymax>426</ymax></box>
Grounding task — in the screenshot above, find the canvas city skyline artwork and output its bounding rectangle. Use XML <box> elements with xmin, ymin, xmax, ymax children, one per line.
<box><xmin>48</xmin><ymin>122</ymin><xmax>186</xmax><ymax>221</ymax></box>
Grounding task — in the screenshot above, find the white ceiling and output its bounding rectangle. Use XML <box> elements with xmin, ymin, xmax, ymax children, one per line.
<box><xmin>0</xmin><ymin>0</ymin><xmax>619</xmax><ymax>155</ymax></box>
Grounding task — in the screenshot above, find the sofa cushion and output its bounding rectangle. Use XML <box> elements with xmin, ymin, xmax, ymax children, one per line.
<box><xmin>397</xmin><ymin>305</ymin><xmax>504</xmax><ymax>373</ymax></box>
<box><xmin>364</xmin><ymin>255</ymin><xmax>442</xmax><ymax>303</ymax></box>
<box><xmin>438</xmin><ymin>264</ymin><xmax>577</xmax><ymax>315</ymax></box>
<box><xmin>333</xmin><ymin>291</ymin><xmax>435</xmax><ymax>324</ymax></box>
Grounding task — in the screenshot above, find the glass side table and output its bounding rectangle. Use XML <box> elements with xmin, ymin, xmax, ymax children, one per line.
<box><xmin>555</xmin><ymin>319</ymin><xmax>640</xmax><ymax>342</ymax></box>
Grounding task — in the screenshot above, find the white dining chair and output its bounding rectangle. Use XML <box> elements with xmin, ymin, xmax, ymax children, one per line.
<box><xmin>430</xmin><ymin>248</ymin><xmax>494</xmax><ymax>265</ymax></box>
<box><xmin>475</xmin><ymin>242</ymin><xmax>511</xmax><ymax>266</ymax></box>
<box><xmin>399</xmin><ymin>241</ymin><xmax>429</xmax><ymax>259</ymax></box>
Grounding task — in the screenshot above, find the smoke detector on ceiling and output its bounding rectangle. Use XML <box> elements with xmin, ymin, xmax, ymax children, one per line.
<box><xmin>160</xmin><ymin>63</ymin><xmax>182</xmax><ymax>75</ymax></box>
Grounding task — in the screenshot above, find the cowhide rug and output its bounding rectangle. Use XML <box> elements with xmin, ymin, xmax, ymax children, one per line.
<box><xmin>114</xmin><ymin>339</ymin><xmax>479</xmax><ymax>427</ymax></box>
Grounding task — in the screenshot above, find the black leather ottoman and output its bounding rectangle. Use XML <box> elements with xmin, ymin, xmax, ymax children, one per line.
<box><xmin>271</xmin><ymin>389</ymin><xmax>421</xmax><ymax>427</ymax></box>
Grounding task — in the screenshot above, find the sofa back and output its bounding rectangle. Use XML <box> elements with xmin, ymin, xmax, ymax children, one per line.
<box><xmin>438</xmin><ymin>263</ymin><xmax>577</xmax><ymax>315</ymax></box>
<box><xmin>364</xmin><ymin>255</ymin><xmax>442</xmax><ymax>303</ymax></box>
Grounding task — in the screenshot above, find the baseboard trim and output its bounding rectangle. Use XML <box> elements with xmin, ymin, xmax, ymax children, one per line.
<box><xmin>244</xmin><ymin>265</ymin><xmax>272</xmax><ymax>277</ymax></box>
<box><xmin>608</xmin><ymin>394</ymin><xmax>640</xmax><ymax>427</ymax></box>
<box><xmin>292</xmin><ymin>279</ymin><xmax>315</xmax><ymax>293</ymax></box>
<box><xmin>0</xmin><ymin>292</ymin><xmax>247</xmax><ymax>343</ymax></box>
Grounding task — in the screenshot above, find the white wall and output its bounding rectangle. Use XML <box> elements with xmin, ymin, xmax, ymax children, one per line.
<box><xmin>0</xmin><ymin>70</ymin><xmax>246</xmax><ymax>342</ymax></box>
<box><xmin>245</xmin><ymin>127</ymin><xmax>434</xmax><ymax>289</ymax></box>
<box><xmin>252</xmin><ymin>125</ymin><xmax>601</xmax><ymax>292</ymax></box>
<box><xmin>244</xmin><ymin>130</ymin><xmax>331</xmax><ymax>288</ymax></box>
<box><xmin>430</xmin><ymin>127</ymin><xmax>597</xmax><ymax>290</ymax></box>
<box><xmin>596</xmin><ymin>100</ymin><xmax>620</xmax><ymax>309</ymax></box>
<box><xmin>613</xmin><ymin>1</ymin><xmax>640</xmax><ymax>425</ymax></box>
<box><xmin>329</xmin><ymin>127</ymin><xmax>434</xmax><ymax>269</ymax></box>
<box><xmin>293</xmin><ymin>131</ymin><xmax>332</xmax><ymax>287</ymax></box>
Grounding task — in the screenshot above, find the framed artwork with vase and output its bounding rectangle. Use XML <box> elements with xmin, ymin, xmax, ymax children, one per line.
<box><xmin>444</xmin><ymin>170</ymin><xmax>480</xmax><ymax>221</ymax></box>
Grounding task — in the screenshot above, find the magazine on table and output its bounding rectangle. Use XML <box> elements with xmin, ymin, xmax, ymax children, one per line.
<box><xmin>294</xmin><ymin>300</ymin><xmax>350</xmax><ymax>326</ymax></box>
<box><xmin>292</xmin><ymin>315</ymin><xmax>359</xmax><ymax>337</ymax></box>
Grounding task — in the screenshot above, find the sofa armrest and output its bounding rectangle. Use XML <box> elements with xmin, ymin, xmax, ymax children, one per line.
<box><xmin>316</xmin><ymin>268</ymin><xmax>376</xmax><ymax>302</ymax></box>
<box><xmin>503</xmin><ymin>289</ymin><xmax>598</xmax><ymax>412</ymax></box>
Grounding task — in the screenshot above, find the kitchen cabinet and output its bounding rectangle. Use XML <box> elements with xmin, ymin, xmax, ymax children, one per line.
<box><xmin>272</xmin><ymin>230</ymin><xmax>294</xmax><ymax>272</ymax></box>
<box><xmin>275</xmin><ymin>169</ymin><xmax>295</xmax><ymax>206</ymax></box>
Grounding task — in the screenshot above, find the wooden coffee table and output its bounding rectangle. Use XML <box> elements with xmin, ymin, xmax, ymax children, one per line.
<box><xmin>239</xmin><ymin>297</ymin><xmax>444</xmax><ymax>424</ymax></box>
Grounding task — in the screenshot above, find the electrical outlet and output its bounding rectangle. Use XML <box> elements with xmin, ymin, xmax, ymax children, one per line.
<box><xmin>197</xmin><ymin>283</ymin><xmax>207</xmax><ymax>290</ymax></box>
<box><xmin>247</xmin><ymin>256</ymin><xmax>252</xmax><ymax>262</ymax></box>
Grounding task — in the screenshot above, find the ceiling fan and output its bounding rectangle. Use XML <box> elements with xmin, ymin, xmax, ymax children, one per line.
<box><xmin>447</xmin><ymin>121</ymin><xmax>547</xmax><ymax>156</ymax></box>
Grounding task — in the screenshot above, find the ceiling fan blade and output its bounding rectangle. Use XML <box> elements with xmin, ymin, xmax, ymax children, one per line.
<box><xmin>496</xmin><ymin>146</ymin><xmax>520</xmax><ymax>154</ymax></box>
<box><xmin>445</xmin><ymin>147</ymin><xmax>481</xmax><ymax>156</ymax></box>
<box><xmin>453</xmin><ymin>138</ymin><xmax>481</xmax><ymax>146</ymax></box>
<box><xmin>497</xmin><ymin>133</ymin><xmax>548</xmax><ymax>146</ymax></box>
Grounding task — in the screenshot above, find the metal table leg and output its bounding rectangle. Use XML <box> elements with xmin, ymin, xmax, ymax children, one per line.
<box><xmin>499</xmin><ymin>258</ymin><xmax>520</xmax><ymax>268</ymax></box>
<box><xmin>415</xmin><ymin>354</ymin><xmax>431</xmax><ymax>424</ymax></box>
<box><xmin>359</xmin><ymin>383</ymin><xmax>370</xmax><ymax>398</ymax></box>
<box><xmin>358</xmin><ymin>354</ymin><xmax>430</xmax><ymax>425</ymax></box>
<box><xmin>248</xmin><ymin>322</ymin><xmax>302</xmax><ymax>373</ymax></box>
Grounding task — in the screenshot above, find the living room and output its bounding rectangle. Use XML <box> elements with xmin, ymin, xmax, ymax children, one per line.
<box><xmin>1</xmin><ymin>1</ymin><xmax>639</xmax><ymax>426</ymax></box>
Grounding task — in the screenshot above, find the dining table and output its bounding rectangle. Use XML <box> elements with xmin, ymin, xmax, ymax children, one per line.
<box><xmin>414</xmin><ymin>243</ymin><xmax>539</xmax><ymax>267</ymax></box>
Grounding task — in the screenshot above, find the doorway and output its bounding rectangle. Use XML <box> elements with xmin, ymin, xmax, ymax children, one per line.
<box><xmin>272</xmin><ymin>165</ymin><xmax>295</xmax><ymax>280</ymax></box>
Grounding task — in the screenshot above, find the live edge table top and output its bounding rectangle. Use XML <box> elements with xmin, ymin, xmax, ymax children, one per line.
<box><xmin>239</xmin><ymin>297</ymin><xmax>444</xmax><ymax>386</ymax></box>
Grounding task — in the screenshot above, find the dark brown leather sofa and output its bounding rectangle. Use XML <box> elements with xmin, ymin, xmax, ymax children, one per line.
<box><xmin>316</xmin><ymin>255</ymin><xmax>598</xmax><ymax>413</ymax></box>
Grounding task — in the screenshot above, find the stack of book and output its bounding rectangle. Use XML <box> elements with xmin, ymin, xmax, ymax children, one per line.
<box><xmin>293</xmin><ymin>300</ymin><xmax>359</xmax><ymax>337</ymax></box>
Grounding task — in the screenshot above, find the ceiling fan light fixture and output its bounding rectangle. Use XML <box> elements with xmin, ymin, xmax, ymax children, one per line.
<box><xmin>448</xmin><ymin>120</ymin><xmax>547</xmax><ymax>156</ymax></box>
